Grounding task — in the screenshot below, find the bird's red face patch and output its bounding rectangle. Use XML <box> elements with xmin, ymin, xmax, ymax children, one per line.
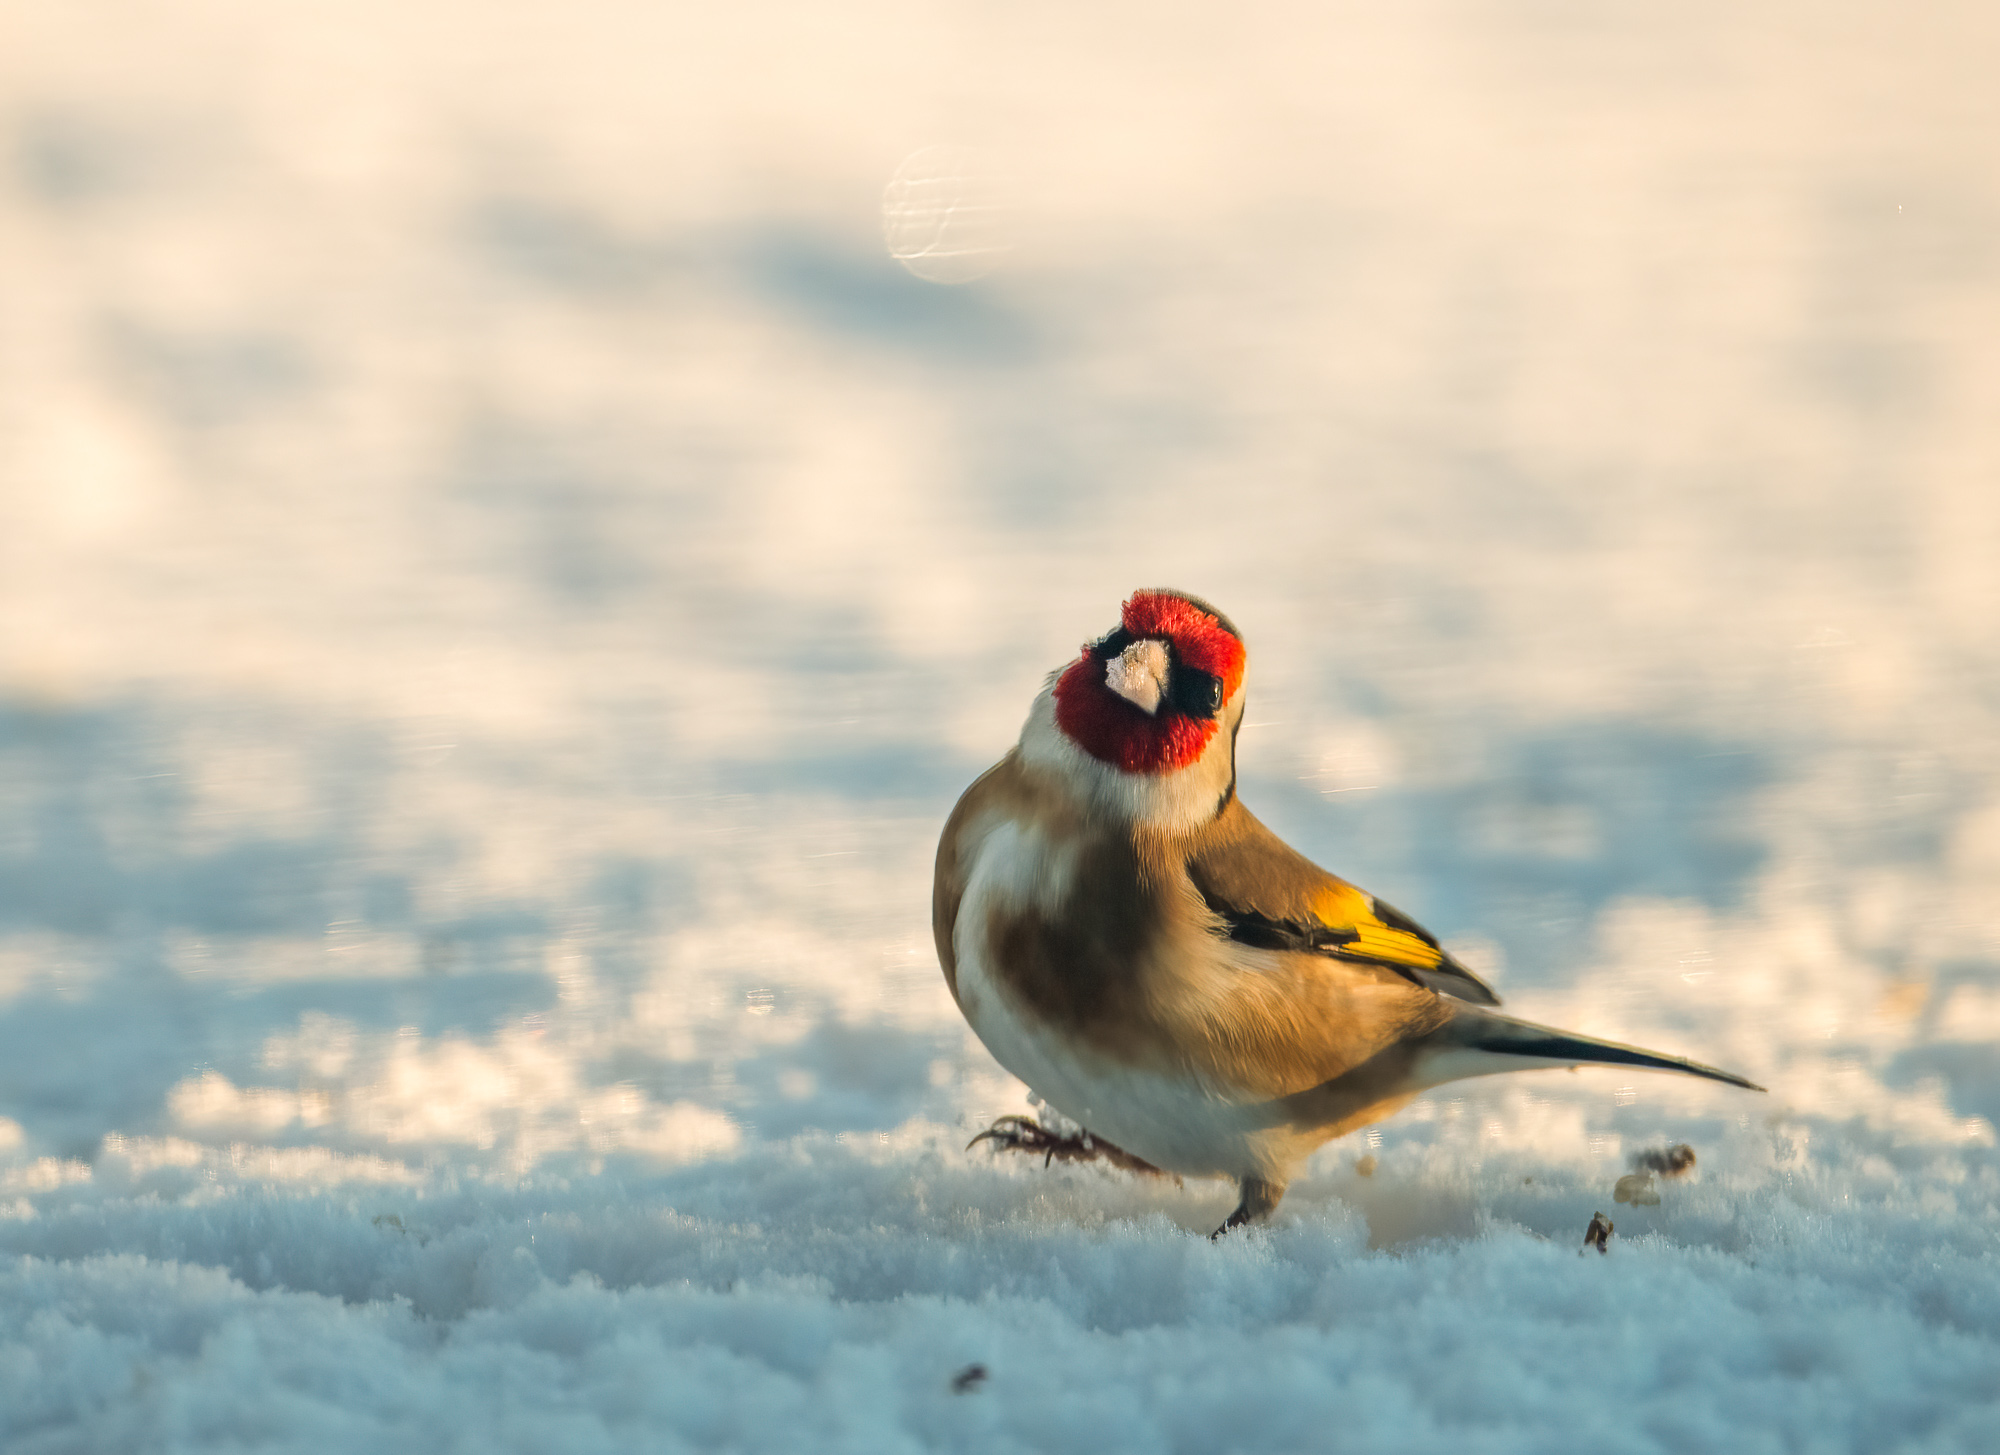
<box><xmin>1053</xmin><ymin>590</ymin><xmax>1247</xmax><ymax>774</ymax></box>
<box><xmin>1120</xmin><ymin>592</ymin><xmax>1246</xmax><ymax>699</ymax></box>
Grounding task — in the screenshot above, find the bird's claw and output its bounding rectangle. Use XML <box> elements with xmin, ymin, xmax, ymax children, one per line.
<box><xmin>1209</xmin><ymin>1175</ymin><xmax>1285</xmax><ymax>1239</ymax></box>
<box><xmin>966</xmin><ymin>1115</ymin><xmax>1071</xmax><ymax>1166</ymax></box>
<box><xmin>1209</xmin><ymin>1209</ymin><xmax>1251</xmax><ymax>1241</ymax></box>
<box><xmin>966</xmin><ymin>1115</ymin><xmax>1164</xmax><ymax>1175</ymax></box>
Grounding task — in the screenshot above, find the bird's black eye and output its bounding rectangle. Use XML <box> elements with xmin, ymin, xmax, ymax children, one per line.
<box><xmin>1168</xmin><ymin>667</ymin><xmax>1224</xmax><ymax>720</ymax></box>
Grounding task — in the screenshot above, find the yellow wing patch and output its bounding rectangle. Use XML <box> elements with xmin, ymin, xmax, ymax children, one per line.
<box><xmin>1181</xmin><ymin>798</ymin><xmax>1501</xmax><ymax>1004</ymax></box>
<box><xmin>1340</xmin><ymin>918</ymin><xmax>1447</xmax><ymax>972</ymax></box>
<box><xmin>1308</xmin><ymin>883</ymin><xmax>1446</xmax><ymax>973</ymax></box>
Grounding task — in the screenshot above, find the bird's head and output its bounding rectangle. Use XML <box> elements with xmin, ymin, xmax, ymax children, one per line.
<box><xmin>1051</xmin><ymin>589</ymin><xmax>1248</xmax><ymax>775</ymax></box>
<box><xmin>1017</xmin><ymin>589</ymin><xmax>1247</xmax><ymax>831</ymax></box>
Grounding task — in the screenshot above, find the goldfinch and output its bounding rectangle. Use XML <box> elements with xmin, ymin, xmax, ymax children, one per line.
<box><xmin>933</xmin><ymin>588</ymin><xmax>1762</xmax><ymax>1235</ymax></box>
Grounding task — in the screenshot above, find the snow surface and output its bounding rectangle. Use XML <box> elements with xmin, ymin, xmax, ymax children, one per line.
<box><xmin>3</xmin><ymin>2</ymin><xmax>1999</xmax><ymax>1449</ymax></box>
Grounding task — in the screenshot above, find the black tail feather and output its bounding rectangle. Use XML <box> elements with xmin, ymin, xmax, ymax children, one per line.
<box><xmin>1440</xmin><ymin>1011</ymin><xmax>1765</xmax><ymax>1092</ymax></box>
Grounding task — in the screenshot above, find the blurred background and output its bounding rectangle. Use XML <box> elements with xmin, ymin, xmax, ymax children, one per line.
<box><xmin>2</xmin><ymin>1</ymin><xmax>1997</xmax><ymax>1213</ymax></box>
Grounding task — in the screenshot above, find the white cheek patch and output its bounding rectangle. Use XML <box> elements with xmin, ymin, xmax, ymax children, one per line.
<box><xmin>1105</xmin><ymin>639</ymin><xmax>1170</xmax><ymax>715</ymax></box>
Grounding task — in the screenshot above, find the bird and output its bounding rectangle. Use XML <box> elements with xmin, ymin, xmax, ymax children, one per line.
<box><xmin>932</xmin><ymin>588</ymin><xmax>1763</xmax><ymax>1237</ymax></box>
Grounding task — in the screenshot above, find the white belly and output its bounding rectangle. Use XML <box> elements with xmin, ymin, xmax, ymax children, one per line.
<box><xmin>952</xmin><ymin>819</ymin><xmax>1287</xmax><ymax>1180</ymax></box>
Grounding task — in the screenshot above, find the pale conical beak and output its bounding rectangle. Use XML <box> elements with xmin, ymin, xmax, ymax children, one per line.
<box><xmin>1105</xmin><ymin>638</ymin><xmax>1170</xmax><ymax>715</ymax></box>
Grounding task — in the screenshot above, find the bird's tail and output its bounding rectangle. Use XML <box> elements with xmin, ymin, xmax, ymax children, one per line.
<box><xmin>1418</xmin><ymin>1007</ymin><xmax>1764</xmax><ymax>1092</ymax></box>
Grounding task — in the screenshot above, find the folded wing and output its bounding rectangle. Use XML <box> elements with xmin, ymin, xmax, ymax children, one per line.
<box><xmin>1184</xmin><ymin>798</ymin><xmax>1501</xmax><ymax>1007</ymax></box>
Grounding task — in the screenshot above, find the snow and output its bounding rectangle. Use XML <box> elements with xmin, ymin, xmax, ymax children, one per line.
<box><xmin>3</xmin><ymin>1</ymin><xmax>1999</xmax><ymax>1449</ymax></box>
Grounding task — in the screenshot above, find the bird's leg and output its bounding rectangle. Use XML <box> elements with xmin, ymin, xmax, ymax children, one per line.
<box><xmin>1210</xmin><ymin>1176</ymin><xmax>1286</xmax><ymax>1239</ymax></box>
<box><xmin>966</xmin><ymin>1115</ymin><xmax>1165</xmax><ymax>1175</ymax></box>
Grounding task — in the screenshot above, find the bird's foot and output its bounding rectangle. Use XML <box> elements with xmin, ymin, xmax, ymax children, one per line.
<box><xmin>966</xmin><ymin>1115</ymin><xmax>1164</xmax><ymax>1175</ymax></box>
<box><xmin>1209</xmin><ymin>1206</ymin><xmax>1256</xmax><ymax>1241</ymax></box>
<box><xmin>1209</xmin><ymin>1176</ymin><xmax>1286</xmax><ymax>1240</ymax></box>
